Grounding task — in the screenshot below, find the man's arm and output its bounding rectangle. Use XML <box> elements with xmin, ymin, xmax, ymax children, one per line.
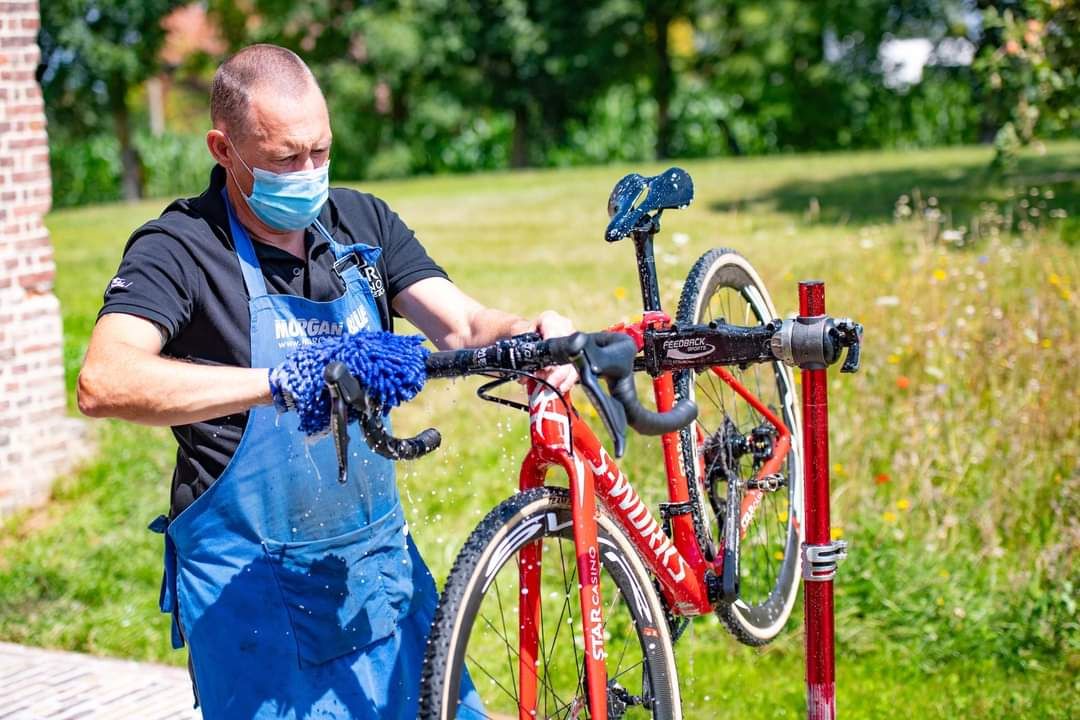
<box><xmin>78</xmin><ymin>313</ymin><xmax>272</xmax><ymax>426</ymax></box>
<box><xmin>392</xmin><ymin>277</ymin><xmax>576</xmax><ymax>391</ymax></box>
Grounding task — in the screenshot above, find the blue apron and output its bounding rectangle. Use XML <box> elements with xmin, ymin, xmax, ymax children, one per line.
<box><xmin>150</xmin><ymin>195</ymin><xmax>482</xmax><ymax>719</ymax></box>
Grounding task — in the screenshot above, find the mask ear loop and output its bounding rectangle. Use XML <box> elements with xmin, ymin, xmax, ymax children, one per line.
<box><xmin>223</xmin><ymin>134</ymin><xmax>257</xmax><ymax>196</ymax></box>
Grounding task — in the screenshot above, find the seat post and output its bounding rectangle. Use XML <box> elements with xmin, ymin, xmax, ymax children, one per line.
<box><xmin>631</xmin><ymin>217</ymin><xmax>662</xmax><ymax>313</ymax></box>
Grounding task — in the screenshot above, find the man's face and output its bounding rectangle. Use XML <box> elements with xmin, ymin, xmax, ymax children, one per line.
<box><xmin>224</xmin><ymin>82</ymin><xmax>332</xmax><ymax>196</ymax></box>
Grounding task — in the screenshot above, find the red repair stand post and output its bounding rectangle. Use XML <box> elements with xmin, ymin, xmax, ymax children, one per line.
<box><xmin>799</xmin><ymin>281</ymin><xmax>848</xmax><ymax>720</ymax></box>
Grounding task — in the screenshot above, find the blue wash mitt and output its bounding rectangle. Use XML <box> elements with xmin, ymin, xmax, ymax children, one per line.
<box><xmin>269</xmin><ymin>331</ymin><xmax>429</xmax><ymax>436</ymax></box>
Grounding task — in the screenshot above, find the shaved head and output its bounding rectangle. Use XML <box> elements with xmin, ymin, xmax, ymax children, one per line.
<box><xmin>210</xmin><ymin>44</ymin><xmax>321</xmax><ymax>139</ymax></box>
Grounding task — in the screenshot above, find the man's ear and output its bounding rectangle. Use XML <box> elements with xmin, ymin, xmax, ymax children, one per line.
<box><xmin>206</xmin><ymin>129</ymin><xmax>232</xmax><ymax>168</ymax></box>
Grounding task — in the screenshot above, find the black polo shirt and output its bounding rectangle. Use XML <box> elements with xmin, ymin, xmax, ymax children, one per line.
<box><xmin>99</xmin><ymin>165</ymin><xmax>448</xmax><ymax>517</ymax></box>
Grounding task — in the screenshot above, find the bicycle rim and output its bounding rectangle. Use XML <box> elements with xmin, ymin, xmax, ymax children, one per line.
<box><xmin>420</xmin><ymin>487</ymin><xmax>680</xmax><ymax>719</ymax></box>
<box><xmin>676</xmin><ymin>248</ymin><xmax>803</xmax><ymax>645</ymax></box>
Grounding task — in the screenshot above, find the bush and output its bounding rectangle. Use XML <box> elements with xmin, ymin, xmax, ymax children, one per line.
<box><xmin>49</xmin><ymin>135</ymin><xmax>123</xmax><ymax>208</ymax></box>
<box><xmin>366</xmin><ymin>142</ymin><xmax>414</xmax><ymax>180</ymax></box>
<box><xmin>49</xmin><ymin>131</ymin><xmax>212</xmax><ymax>208</ymax></box>
<box><xmin>133</xmin><ymin>130</ymin><xmax>214</xmax><ymax>200</ymax></box>
<box><xmin>551</xmin><ymin>83</ymin><xmax>656</xmax><ymax>166</ymax></box>
<box><xmin>404</xmin><ymin>94</ymin><xmax>512</xmax><ymax>174</ymax></box>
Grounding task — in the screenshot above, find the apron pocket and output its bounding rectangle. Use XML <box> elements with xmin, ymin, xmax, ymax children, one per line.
<box><xmin>262</xmin><ymin>505</ymin><xmax>414</xmax><ymax>667</ymax></box>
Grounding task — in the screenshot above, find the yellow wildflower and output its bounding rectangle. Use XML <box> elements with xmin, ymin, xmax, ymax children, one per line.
<box><xmin>897</xmin><ymin>498</ymin><xmax>911</xmax><ymax>511</ymax></box>
<box><xmin>613</xmin><ymin>287</ymin><xmax>628</xmax><ymax>300</ymax></box>
<box><xmin>882</xmin><ymin>511</ymin><xmax>898</xmax><ymax>524</ymax></box>
<box><xmin>933</xmin><ymin>269</ymin><xmax>947</xmax><ymax>281</ymax></box>
<box><xmin>830</xmin><ymin>527</ymin><xmax>844</xmax><ymax>541</ymax></box>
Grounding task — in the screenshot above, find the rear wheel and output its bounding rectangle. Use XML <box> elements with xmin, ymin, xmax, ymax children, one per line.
<box><xmin>420</xmin><ymin>487</ymin><xmax>681</xmax><ymax>719</ymax></box>
<box><xmin>675</xmin><ymin>248</ymin><xmax>803</xmax><ymax>646</ymax></box>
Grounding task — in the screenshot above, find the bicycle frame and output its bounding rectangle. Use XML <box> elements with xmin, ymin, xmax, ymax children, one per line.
<box><xmin>512</xmin><ymin>308</ymin><xmax>793</xmax><ymax>720</ymax></box>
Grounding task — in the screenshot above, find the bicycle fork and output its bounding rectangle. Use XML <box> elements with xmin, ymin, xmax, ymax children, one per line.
<box><xmin>519</xmin><ymin>388</ymin><xmax>610</xmax><ymax>720</ymax></box>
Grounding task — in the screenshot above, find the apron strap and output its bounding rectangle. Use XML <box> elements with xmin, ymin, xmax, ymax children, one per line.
<box><xmin>221</xmin><ymin>189</ymin><xmax>269</xmax><ymax>299</ymax></box>
<box><xmin>316</xmin><ymin>219</ymin><xmax>371</xmax><ymax>292</ymax></box>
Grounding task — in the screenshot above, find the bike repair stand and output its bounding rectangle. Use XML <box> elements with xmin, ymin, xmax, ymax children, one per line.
<box><xmin>799</xmin><ymin>281</ymin><xmax>848</xmax><ymax>720</ymax></box>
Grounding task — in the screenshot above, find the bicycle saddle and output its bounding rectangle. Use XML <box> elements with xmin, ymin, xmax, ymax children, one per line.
<box><xmin>605</xmin><ymin>167</ymin><xmax>694</xmax><ymax>242</ymax></box>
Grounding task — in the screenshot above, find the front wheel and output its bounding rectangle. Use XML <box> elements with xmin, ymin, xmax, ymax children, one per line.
<box><xmin>676</xmin><ymin>248</ymin><xmax>804</xmax><ymax>646</ymax></box>
<box><xmin>420</xmin><ymin>486</ymin><xmax>681</xmax><ymax>719</ymax></box>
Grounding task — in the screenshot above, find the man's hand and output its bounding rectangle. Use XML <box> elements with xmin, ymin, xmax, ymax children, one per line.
<box><xmin>533</xmin><ymin>310</ymin><xmax>578</xmax><ymax>394</ymax></box>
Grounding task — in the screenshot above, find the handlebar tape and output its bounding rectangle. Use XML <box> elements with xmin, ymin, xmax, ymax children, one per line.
<box><xmin>608</xmin><ymin>375</ymin><xmax>698</xmax><ymax>435</ymax></box>
<box><xmin>359</xmin><ymin>410</ymin><xmax>442</xmax><ymax>461</ymax></box>
<box><xmin>426</xmin><ymin>333</ymin><xmax>575</xmax><ymax>378</ymax></box>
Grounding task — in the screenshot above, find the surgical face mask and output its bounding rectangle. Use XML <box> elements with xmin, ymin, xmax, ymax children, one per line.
<box><xmin>227</xmin><ymin>136</ymin><xmax>329</xmax><ymax>231</ymax></box>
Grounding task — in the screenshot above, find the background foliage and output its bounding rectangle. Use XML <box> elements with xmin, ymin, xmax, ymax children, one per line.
<box><xmin>37</xmin><ymin>0</ymin><xmax>1079</xmax><ymax>207</ymax></box>
<box><xmin>6</xmin><ymin>141</ymin><xmax>1078</xmax><ymax>717</ymax></box>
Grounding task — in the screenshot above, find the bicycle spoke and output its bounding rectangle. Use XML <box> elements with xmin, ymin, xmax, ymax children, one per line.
<box><xmin>466</xmin><ymin>652</ymin><xmax>522</xmax><ymax>710</ymax></box>
<box><xmin>492</xmin><ymin>574</ymin><xmax>518</xmax><ymax>700</ymax></box>
<box><xmin>474</xmin><ymin>610</ymin><xmax>571</xmax><ymax>712</ymax></box>
<box><xmin>608</xmin><ymin>592</ymin><xmax>634</xmax><ymax>681</ymax></box>
<box><xmin>610</xmin><ymin>658</ymin><xmax>645</xmax><ymax>685</ymax></box>
<box><xmin>564</xmin><ymin>540</ymin><xmax>586</xmax><ymax>717</ymax></box>
<box><xmin>547</xmin><ymin>539</ymin><xmax>579</xmax><ymax>705</ymax></box>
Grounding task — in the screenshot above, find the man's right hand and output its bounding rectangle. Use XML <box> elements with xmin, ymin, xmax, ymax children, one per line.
<box><xmin>78</xmin><ymin>313</ymin><xmax>272</xmax><ymax>426</ymax></box>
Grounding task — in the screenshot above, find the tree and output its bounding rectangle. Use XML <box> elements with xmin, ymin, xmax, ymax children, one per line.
<box><xmin>210</xmin><ymin>0</ymin><xmax>642</xmax><ymax>170</ymax></box>
<box><xmin>975</xmin><ymin>0</ymin><xmax>1080</xmax><ymax>168</ymax></box>
<box><xmin>423</xmin><ymin>0</ymin><xmax>644</xmax><ymax>167</ymax></box>
<box><xmin>638</xmin><ymin>0</ymin><xmax>695</xmax><ymax>159</ymax></box>
<box><xmin>687</xmin><ymin>0</ymin><xmax>977</xmax><ymax>154</ymax></box>
<box><xmin>38</xmin><ymin>0</ymin><xmax>185</xmax><ymax>200</ymax></box>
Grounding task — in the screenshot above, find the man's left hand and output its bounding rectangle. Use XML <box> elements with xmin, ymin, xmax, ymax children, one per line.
<box><xmin>533</xmin><ymin>310</ymin><xmax>578</xmax><ymax>394</ymax></box>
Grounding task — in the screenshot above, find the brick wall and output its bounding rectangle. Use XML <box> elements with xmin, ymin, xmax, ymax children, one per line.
<box><xmin>0</xmin><ymin>1</ymin><xmax>84</xmax><ymax>518</ymax></box>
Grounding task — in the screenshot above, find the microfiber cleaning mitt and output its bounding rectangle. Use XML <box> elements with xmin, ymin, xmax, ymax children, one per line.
<box><xmin>269</xmin><ymin>331</ymin><xmax>430</xmax><ymax>437</ymax></box>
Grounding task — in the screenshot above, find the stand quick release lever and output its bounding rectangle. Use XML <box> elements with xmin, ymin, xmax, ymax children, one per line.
<box><xmin>770</xmin><ymin>315</ymin><xmax>863</xmax><ymax>373</ymax></box>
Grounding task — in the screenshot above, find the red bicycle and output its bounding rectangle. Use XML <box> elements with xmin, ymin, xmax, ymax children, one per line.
<box><xmin>326</xmin><ymin>169</ymin><xmax>861</xmax><ymax>719</ymax></box>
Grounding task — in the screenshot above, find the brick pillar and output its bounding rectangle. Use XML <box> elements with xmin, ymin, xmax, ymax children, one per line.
<box><xmin>0</xmin><ymin>1</ymin><xmax>83</xmax><ymax>517</ymax></box>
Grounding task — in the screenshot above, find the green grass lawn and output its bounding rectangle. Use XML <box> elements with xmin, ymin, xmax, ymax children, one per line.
<box><xmin>2</xmin><ymin>142</ymin><xmax>1078</xmax><ymax>718</ymax></box>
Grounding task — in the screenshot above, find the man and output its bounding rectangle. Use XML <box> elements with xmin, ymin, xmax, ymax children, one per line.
<box><xmin>78</xmin><ymin>44</ymin><xmax>574</xmax><ymax>719</ymax></box>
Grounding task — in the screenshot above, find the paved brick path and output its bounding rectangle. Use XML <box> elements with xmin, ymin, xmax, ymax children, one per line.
<box><xmin>0</xmin><ymin>642</ymin><xmax>199</xmax><ymax>719</ymax></box>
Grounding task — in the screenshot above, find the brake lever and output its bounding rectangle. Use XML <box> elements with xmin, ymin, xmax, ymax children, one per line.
<box><xmin>326</xmin><ymin>379</ymin><xmax>351</xmax><ymax>484</ymax></box>
<box><xmin>574</xmin><ymin>357</ymin><xmax>629</xmax><ymax>457</ymax></box>
<box><xmin>559</xmin><ymin>334</ymin><xmax>633</xmax><ymax>457</ymax></box>
<box><xmin>325</xmin><ymin>362</ymin><xmax>367</xmax><ymax>485</ymax></box>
